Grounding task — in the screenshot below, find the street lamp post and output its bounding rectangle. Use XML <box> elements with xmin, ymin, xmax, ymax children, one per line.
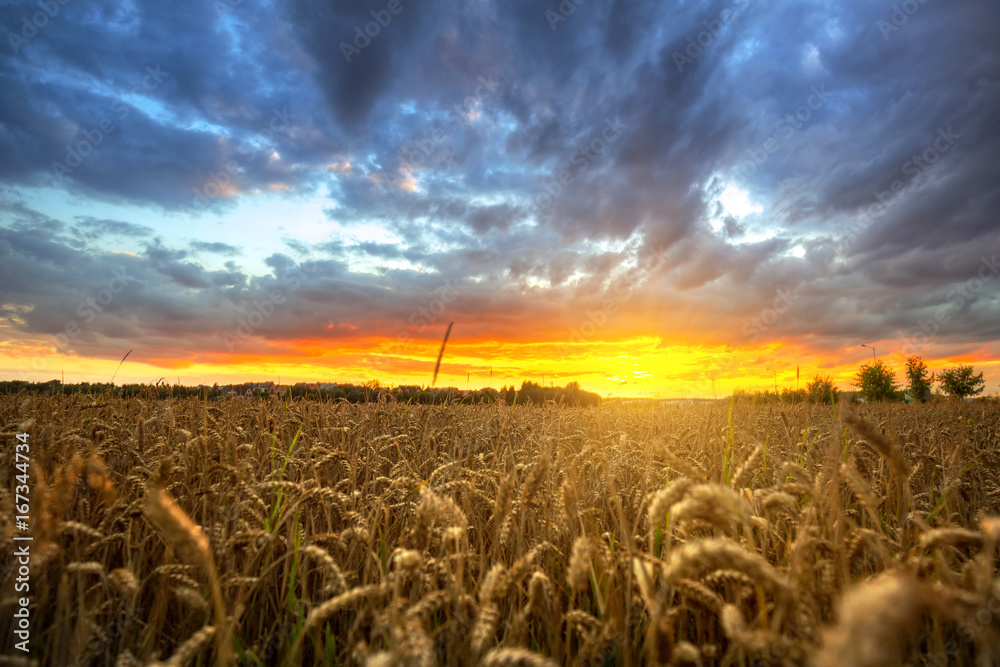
<box><xmin>860</xmin><ymin>344</ymin><xmax>877</xmax><ymax>360</ymax></box>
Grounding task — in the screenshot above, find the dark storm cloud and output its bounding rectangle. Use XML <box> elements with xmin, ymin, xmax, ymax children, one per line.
<box><xmin>0</xmin><ymin>0</ymin><xmax>327</xmax><ymax>209</ymax></box>
<box><xmin>1</xmin><ymin>0</ymin><xmax>998</xmax><ymax>362</ymax></box>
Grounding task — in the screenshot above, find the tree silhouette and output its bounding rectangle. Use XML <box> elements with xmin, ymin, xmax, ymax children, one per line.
<box><xmin>853</xmin><ymin>359</ymin><xmax>897</xmax><ymax>402</ymax></box>
<box><xmin>938</xmin><ymin>365</ymin><xmax>985</xmax><ymax>399</ymax></box>
<box><xmin>904</xmin><ymin>356</ymin><xmax>933</xmax><ymax>403</ymax></box>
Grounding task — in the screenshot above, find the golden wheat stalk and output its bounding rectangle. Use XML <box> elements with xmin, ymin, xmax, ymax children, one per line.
<box><xmin>288</xmin><ymin>584</ymin><xmax>387</xmax><ymax>664</ymax></box>
<box><xmin>480</xmin><ymin>647</ymin><xmax>559</xmax><ymax>666</ymax></box>
<box><xmin>146</xmin><ymin>485</ymin><xmax>233</xmax><ymax>666</ymax></box>
<box><xmin>842</xmin><ymin>411</ymin><xmax>911</xmax><ymax>480</ymax></box>
<box><xmin>730</xmin><ymin>444</ymin><xmax>764</xmax><ymax>489</ymax></box>
<box><xmin>814</xmin><ymin>572</ymin><xmax>935</xmax><ymax>667</ymax></box>
<box><xmin>662</xmin><ymin>538</ymin><xmax>792</xmax><ymax>604</ymax></box>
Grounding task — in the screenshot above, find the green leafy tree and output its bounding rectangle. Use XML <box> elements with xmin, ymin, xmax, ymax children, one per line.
<box><xmin>853</xmin><ymin>359</ymin><xmax>897</xmax><ymax>402</ymax></box>
<box><xmin>904</xmin><ymin>356</ymin><xmax>933</xmax><ymax>403</ymax></box>
<box><xmin>806</xmin><ymin>375</ymin><xmax>839</xmax><ymax>403</ymax></box>
<box><xmin>938</xmin><ymin>365</ymin><xmax>985</xmax><ymax>399</ymax></box>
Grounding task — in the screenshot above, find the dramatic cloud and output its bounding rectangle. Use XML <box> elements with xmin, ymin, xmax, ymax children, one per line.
<box><xmin>1</xmin><ymin>0</ymin><xmax>998</xmax><ymax>395</ymax></box>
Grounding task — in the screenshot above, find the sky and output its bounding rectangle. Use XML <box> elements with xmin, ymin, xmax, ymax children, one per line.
<box><xmin>1</xmin><ymin>0</ymin><xmax>999</xmax><ymax>398</ymax></box>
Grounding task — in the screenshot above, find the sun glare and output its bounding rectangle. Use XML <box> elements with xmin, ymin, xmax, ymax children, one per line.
<box><xmin>719</xmin><ymin>184</ymin><xmax>763</xmax><ymax>219</ymax></box>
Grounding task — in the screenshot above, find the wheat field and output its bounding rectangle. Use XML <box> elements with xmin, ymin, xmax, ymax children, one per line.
<box><xmin>1</xmin><ymin>394</ymin><xmax>999</xmax><ymax>666</ymax></box>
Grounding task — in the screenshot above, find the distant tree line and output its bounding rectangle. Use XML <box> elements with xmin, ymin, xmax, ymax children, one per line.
<box><xmin>853</xmin><ymin>356</ymin><xmax>989</xmax><ymax>403</ymax></box>
<box><xmin>0</xmin><ymin>378</ymin><xmax>602</xmax><ymax>406</ymax></box>
<box><xmin>733</xmin><ymin>375</ymin><xmax>840</xmax><ymax>405</ymax></box>
<box><xmin>497</xmin><ymin>381</ymin><xmax>602</xmax><ymax>407</ymax></box>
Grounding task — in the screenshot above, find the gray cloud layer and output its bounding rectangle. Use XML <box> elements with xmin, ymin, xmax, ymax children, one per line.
<box><xmin>1</xmin><ymin>0</ymin><xmax>998</xmax><ymax>369</ymax></box>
